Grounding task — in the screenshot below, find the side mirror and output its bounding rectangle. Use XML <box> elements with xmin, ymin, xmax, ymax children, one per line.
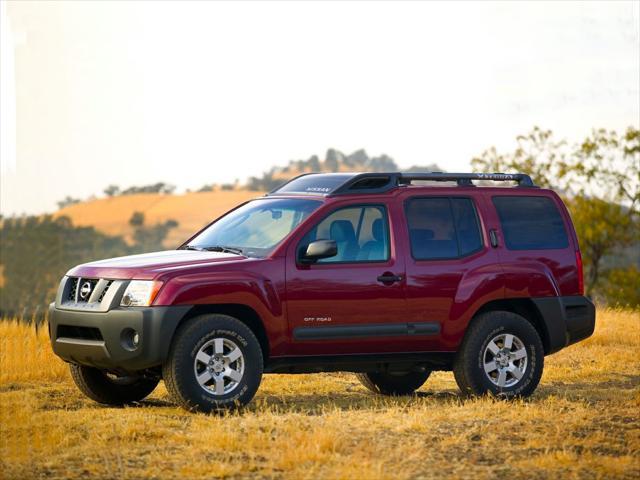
<box><xmin>301</xmin><ymin>240</ymin><xmax>337</xmax><ymax>263</ymax></box>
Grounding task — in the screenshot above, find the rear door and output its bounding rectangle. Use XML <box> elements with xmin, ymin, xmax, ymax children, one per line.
<box><xmin>285</xmin><ymin>199</ymin><xmax>410</xmax><ymax>356</ymax></box>
<box><xmin>401</xmin><ymin>193</ymin><xmax>503</xmax><ymax>351</ymax></box>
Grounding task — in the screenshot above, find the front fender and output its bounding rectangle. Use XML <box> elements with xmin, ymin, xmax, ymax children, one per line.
<box><xmin>153</xmin><ymin>270</ymin><xmax>287</xmax><ymax>353</ymax></box>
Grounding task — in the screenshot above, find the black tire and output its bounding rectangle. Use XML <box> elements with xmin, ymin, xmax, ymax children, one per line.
<box><xmin>356</xmin><ymin>371</ymin><xmax>431</xmax><ymax>396</ymax></box>
<box><xmin>162</xmin><ymin>314</ymin><xmax>263</xmax><ymax>413</ymax></box>
<box><xmin>453</xmin><ymin>311</ymin><xmax>544</xmax><ymax>398</ymax></box>
<box><xmin>69</xmin><ymin>364</ymin><xmax>159</xmax><ymax>405</ymax></box>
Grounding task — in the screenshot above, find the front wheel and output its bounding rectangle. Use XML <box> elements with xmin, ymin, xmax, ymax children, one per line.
<box><xmin>162</xmin><ymin>314</ymin><xmax>263</xmax><ymax>412</ymax></box>
<box><xmin>69</xmin><ymin>364</ymin><xmax>159</xmax><ymax>405</ymax></box>
<box><xmin>453</xmin><ymin>311</ymin><xmax>544</xmax><ymax>398</ymax></box>
<box><xmin>356</xmin><ymin>371</ymin><xmax>431</xmax><ymax>396</ymax></box>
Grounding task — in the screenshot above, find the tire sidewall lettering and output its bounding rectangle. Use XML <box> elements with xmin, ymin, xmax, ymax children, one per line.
<box><xmin>172</xmin><ymin>315</ymin><xmax>262</xmax><ymax>411</ymax></box>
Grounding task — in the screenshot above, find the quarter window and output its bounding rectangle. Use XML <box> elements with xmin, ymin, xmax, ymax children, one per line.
<box><xmin>406</xmin><ymin>197</ymin><xmax>482</xmax><ymax>260</ymax></box>
<box><xmin>492</xmin><ymin>196</ymin><xmax>569</xmax><ymax>250</ymax></box>
<box><xmin>299</xmin><ymin>206</ymin><xmax>389</xmax><ymax>263</ymax></box>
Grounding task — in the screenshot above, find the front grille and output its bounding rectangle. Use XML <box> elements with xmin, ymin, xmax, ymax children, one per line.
<box><xmin>97</xmin><ymin>280</ymin><xmax>113</xmax><ymax>302</ymax></box>
<box><xmin>57</xmin><ymin>325</ymin><xmax>103</xmax><ymax>341</ymax></box>
<box><xmin>66</xmin><ymin>278</ymin><xmax>112</xmax><ymax>304</ymax></box>
<box><xmin>68</xmin><ymin>278</ymin><xmax>79</xmax><ymax>301</ymax></box>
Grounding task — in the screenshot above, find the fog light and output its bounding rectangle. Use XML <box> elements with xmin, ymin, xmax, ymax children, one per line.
<box><xmin>121</xmin><ymin>328</ymin><xmax>140</xmax><ymax>351</ymax></box>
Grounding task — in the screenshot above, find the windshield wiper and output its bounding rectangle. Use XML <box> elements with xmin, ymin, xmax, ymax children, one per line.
<box><xmin>201</xmin><ymin>245</ymin><xmax>244</xmax><ymax>255</ymax></box>
<box><xmin>181</xmin><ymin>244</ymin><xmax>244</xmax><ymax>255</ymax></box>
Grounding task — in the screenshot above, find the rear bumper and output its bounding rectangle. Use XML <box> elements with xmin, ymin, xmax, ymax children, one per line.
<box><xmin>532</xmin><ymin>296</ymin><xmax>596</xmax><ymax>355</ymax></box>
<box><xmin>49</xmin><ymin>303</ymin><xmax>190</xmax><ymax>372</ymax></box>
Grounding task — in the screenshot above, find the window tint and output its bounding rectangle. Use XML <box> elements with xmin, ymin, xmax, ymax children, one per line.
<box><xmin>406</xmin><ymin>197</ymin><xmax>482</xmax><ymax>259</ymax></box>
<box><xmin>300</xmin><ymin>206</ymin><xmax>389</xmax><ymax>263</ymax></box>
<box><xmin>492</xmin><ymin>196</ymin><xmax>569</xmax><ymax>250</ymax></box>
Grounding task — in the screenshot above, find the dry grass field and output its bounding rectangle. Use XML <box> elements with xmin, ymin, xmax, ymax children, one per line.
<box><xmin>1</xmin><ymin>309</ymin><xmax>638</xmax><ymax>479</ymax></box>
<box><xmin>55</xmin><ymin>190</ymin><xmax>263</xmax><ymax>247</ymax></box>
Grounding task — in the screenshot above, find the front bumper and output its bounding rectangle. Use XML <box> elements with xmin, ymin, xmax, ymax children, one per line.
<box><xmin>49</xmin><ymin>304</ymin><xmax>190</xmax><ymax>372</ymax></box>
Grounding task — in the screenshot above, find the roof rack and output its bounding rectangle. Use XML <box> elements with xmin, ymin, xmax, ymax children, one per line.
<box><xmin>397</xmin><ymin>172</ymin><xmax>535</xmax><ymax>187</ymax></box>
<box><xmin>268</xmin><ymin>171</ymin><xmax>536</xmax><ymax>197</ymax></box>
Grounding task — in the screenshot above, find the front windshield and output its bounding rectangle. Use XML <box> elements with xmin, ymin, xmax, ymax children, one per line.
<box><xmin>185</xmin><ymin>198</ymin><xmax>321</xmax><ymax>257</ymax></box>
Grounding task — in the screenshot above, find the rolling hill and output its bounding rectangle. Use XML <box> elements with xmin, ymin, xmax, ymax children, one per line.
<box><xmin>52</xmin><ymin>148</ymin><xmax>438</xmax><ymax>248</ymax></box>
<box><xmin>54</xmin><ymin>190</ymin><xmax>264</xmax><ymax>248</ymax></box>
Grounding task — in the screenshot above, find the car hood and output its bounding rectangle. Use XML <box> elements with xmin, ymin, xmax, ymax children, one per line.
<box><xmin>67</xmin><ymin>250</ymin><xmax>246</xmax><ymax>280</ymax></box>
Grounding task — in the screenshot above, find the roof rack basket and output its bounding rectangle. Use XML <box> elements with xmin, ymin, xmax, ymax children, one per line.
<box><xmin>397</xmin><ymin>172</ymin><xmax>535</xmax><ymax>187</ymax></box>
<box><xmin>268</xmin><ymin>171</ymin><xmax>536</xmax><ymax>197</ymax></box>
<box><xmin>330</xmin><ymin>172</ymin><xmax>535</xmax><ymax>194</ymax></box>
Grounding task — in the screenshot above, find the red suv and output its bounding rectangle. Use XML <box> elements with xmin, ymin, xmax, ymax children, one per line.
<box><xmin>49</xmin><ymin>172</ymin><xmax>595</xmax><ymax>411</ymax></box>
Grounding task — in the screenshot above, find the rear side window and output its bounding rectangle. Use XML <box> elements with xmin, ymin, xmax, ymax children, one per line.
<box><xmin>492</xmin><ymin>196</ymin><xmax>569</xmax><ymax>250</ymax></box>
<box><xmin>406</xmin><ymin>197</ymin><xmax>483</xmax><ymax>260</ymax></box>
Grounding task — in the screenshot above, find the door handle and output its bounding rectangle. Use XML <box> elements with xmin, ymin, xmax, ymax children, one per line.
<box><xmin>377</xmin><ymin>273</ymin><xmax>403</xmax><ymax>284</ymax></box>
<box><xmin>489</xmin><ymin>229</ymin><xmax>499</xmax><ymax>248</ymax></box>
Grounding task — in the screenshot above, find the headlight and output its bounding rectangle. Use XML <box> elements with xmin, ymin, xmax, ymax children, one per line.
<box><xmin>120</xmin><ymin>280</ymin><xmax>163</xmax><ymax>307</ymax></box>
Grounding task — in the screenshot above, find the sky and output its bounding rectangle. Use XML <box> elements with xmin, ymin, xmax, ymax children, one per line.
<box><xmin>1</xmin><ymin>0</ymin><xmax>639</xmax><ymax>216</ymax></box>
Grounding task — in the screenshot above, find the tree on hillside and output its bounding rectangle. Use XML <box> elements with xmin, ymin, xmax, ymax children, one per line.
<box><xmin>246</xmin><ymin>148</ymin><xmax>446</xmax><ymax>191</ymax></box>
<box><xmin>0</xmin><ymin>216</ymin><xmax>130</xmax><ymax>318</ymax></box>
<box><xmin>370</xmin><ymin>154</ymin><xmax>398</xmax><ymax>171</ymax></box>
<box><xmin>325</xmin><ymin>149</ymin><xmax>341</xmax><ymax>172</ymax></box>
<box><xmin>129</xmin><ymin>211</ymin><xmax>145</xmax><ymax>227</ymax></box>
<box><xmin>345</xmin><ymin>149</ymin><xmax>368</xmax><ymax>168</ymax></box>
<box><xmin>403</xmin><ymin>163</ymin><xmax>443</xmax><ymax>173</ymax></box>
<box><xmin>472</xmin><ymin>126</ymin><xmax>640</xmax><ymax>303</ymax></box>
<box><xmin>120</xmin><ymin>183</ymin><xmax>176</xmax><ymax>195</ymax></box>
<box><xmin>308</xmin><ymin>155</ymin><xmax>321</xmax><ymax>171</ymax></box>
<box><xmin>129</xmin><ymin>212</ymin><xmax>179</xmax><ymax>252</ymax></box>
<box><xmin>104</xmin><ymin>185</ymin><xmax>120</xmax><ymax>197</ymax></box>
<box><xmin>568</xmin><ymin>196</ymin><xmax>636</xmax><ymax>291</ymax></box>
<box><xmin>571</xmin><ymin>127</ymin><xmax>639</xmax><ymax>209</ymax></box>
<box><xmin>57</xmin><ymin>196</ymin><xmax>82</xmax><ymax>209</ymax></box>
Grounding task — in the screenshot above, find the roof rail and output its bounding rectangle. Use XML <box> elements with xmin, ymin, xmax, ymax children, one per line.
<box><xmin>397</xmin><ymin>172</ymin><xmax>535</xmax><ymax>187</ymax></box>
<box><xmin>267</xmin><ymin>171</ymin><xmax>536</xmax><ymax>196</ymax></box>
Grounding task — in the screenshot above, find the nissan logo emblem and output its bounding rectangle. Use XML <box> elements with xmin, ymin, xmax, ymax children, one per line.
<box><xmin>79</xmin><ymin>281</ymin><xmax>92</xmax><ymax>300</ymax></box>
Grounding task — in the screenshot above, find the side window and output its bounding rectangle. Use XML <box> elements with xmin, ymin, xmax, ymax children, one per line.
<box><xmin>299</xmin><ymin>206</ymin><xmax>389</xmax><ymax>263</ymax></box>
<box><xmin>492</xmin><ymin>196</ymin><xmax>569</xmax><ymax>250</ymax></box>
<box><xmin>406</xmin><ymin>197</ymin><xmax>482</xmax><ymax>260</ymax></box>
<box><xmin>451</xmin><ymin>198</ymin><xmax>483</xmax><ymax>256</ymax></box>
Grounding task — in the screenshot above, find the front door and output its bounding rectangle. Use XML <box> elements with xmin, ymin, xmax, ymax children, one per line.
<box><xmin>285</xmin><ymin>202</ymin><xmax>409</xmax><ymax>356</ymax></box>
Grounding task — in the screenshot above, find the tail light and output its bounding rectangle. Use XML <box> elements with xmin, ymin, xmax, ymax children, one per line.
<box><xmin>576</xmin><ymin>250</ymin><xmax>584</xmax><ymax>295</ymax></box>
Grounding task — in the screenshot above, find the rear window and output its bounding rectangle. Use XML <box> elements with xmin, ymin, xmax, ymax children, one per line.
<box><xmin>406</xmin><ymin>197</ymin><xmax>483</xmax><ymax>260</ymax></box>
<box><xmin>492</xmin><ymin>196</ymin><xmax>569</xmax><ymax>250</ymax></box>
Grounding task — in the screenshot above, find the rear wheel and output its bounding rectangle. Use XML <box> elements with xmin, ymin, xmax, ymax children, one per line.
<box><xmin>356</xmin><ymin>371</ymin><xmax>430</xmax><ymax>396</ymax></box>
<box><xmin>162</xmin><ymin>314</ymin><xmax>263</xmax><ymax>412</ymax></box>
<box><xmin>69</xmin><ymin>364</ymin><xmax>159</xmax><ymax>405</ymax></box>
<box><xmin>453</xmin><ymin>311</ymin><xmax>544</xmax><ymax>398</ymax></box>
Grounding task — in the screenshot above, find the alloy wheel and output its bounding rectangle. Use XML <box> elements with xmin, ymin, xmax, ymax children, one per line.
<box><xmin>483</xmin><ymin>333</ymin><xmax>528</xmax><ymax>388</ymax></box>
<box><xmin>193</xmin><ymin>338</ymin><xmax>245</xmax><ymax>395</ymax></box>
